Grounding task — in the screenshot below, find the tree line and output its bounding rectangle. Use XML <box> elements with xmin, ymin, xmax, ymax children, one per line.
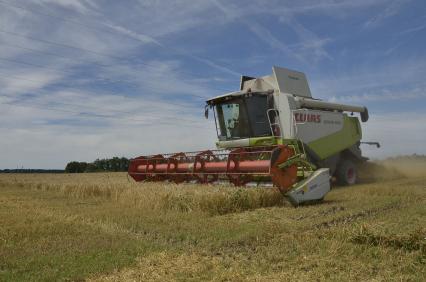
<box><xmin>0</xmin><ymin>169</ymin><xmax>64</xmax><ymax>173</ymax></box>
<box><xmin>65</xmin><ymin>157</ymin><xmax>129</xmax><ymax>173</ymax></box>
<box><xmin>387</xmin><ymin>154</ymin><xmax>426</xmax><ymax>161</ymax></box>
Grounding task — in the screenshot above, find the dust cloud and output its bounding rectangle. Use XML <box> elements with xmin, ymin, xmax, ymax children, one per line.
<box><xmin>358</xmin><ymin>157</ymin><xmax>426</xmax><ymax>182</ymax></box>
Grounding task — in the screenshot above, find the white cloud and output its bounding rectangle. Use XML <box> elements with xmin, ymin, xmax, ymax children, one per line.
<box><xmin>0</xmin><ymin>0</ymin><xmax>424</xmax><ymax>169</ymax></box>
<box><xmin>0</xmin><ymin>124</ymin><xmax>217</xmax><ymax>169</ymax></box>
<box><xmin>0</xmin><ymin>101</ymin><xmax>217</xmax><ymax>169</ymax></box>
<box><xmin>0</xmin><ymin>70</ymin><xmax>64</xmax><ymax>96</ymax></box>
<box><xmin>0</xmin><ymin>82</ymin><xmax>217</xmax><ymax>169</ymax></box>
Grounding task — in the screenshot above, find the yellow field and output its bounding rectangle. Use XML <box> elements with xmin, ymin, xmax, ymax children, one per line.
<box><xmin>0</xmin><ymin>162</ymin><xmax>425</xmax><ymax>281</ymax></box>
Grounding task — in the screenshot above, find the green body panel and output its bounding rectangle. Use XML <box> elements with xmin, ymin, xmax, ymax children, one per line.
<box><xmin>216</xmin><ymin>116</ymin><xmax>361</xmax><ymax>161</ymax></box>
<box><xmin>217</xmin><ymin>137</ymin><xmax>298</xmax><ymax>148</ymax></box>
<box><xmin>306</xmin><ymin>116</ymin><xmax>362</xmax><ymax>160</ymax></box>
<box><xmin>216</xmin><ymin>136</ymin><xmax>281</xmax><ymax>148</ymax></box>
<box><xmin>248</xmin><ymin>137</ymin><xmax>281</xmax><ymax>146</ymax></box>
<box><xmin>217</xmin><ymin>137</ymin><xmax>306</xmax><ymax>159</ymax></box>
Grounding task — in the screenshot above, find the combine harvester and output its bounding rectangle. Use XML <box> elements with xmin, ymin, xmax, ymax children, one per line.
<box><xmin>129</xmin><ymin>66</ymin><xmax>377</xmax><ymax>206</ymax></box>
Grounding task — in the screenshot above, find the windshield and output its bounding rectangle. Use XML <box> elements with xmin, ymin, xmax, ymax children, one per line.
<box><xmin>214</xmin><ymin>94</ymin><xmax>271</xmax><ymax>140</ymax></box>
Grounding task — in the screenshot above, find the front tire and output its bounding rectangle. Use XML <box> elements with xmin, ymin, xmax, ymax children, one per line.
<box><xmin>337</xmin><ymin>159</ymin><xmax>357</xmax><ymax>185</ymax></box>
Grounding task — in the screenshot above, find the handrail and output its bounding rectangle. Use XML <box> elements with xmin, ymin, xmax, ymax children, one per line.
<box><xmin>267</xmin><ymin>109</ymin><xmax>282</xmax><ymax>137</ymax></box>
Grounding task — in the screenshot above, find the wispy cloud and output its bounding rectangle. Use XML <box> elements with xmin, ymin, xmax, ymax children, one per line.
<box><xmin>279</xmin><ymin>15</ymin><xmax>332</xmax><ymax>62</ymax></box>
<box><xmin>310</xmin><ymin>57</ymin><xmax>426</xmax><ymax>99</ymax></box>
<box><xmin>266</xmin><ymin>0</ymin><xmax>389</xmax><ymax>18</ymax></box>
<box><xmin>91</xmin><ymin>1</ymin><xmax>241</xmax><ymax>77</ymax></box>
<box><xmin>246</xmin><ymin>22</ymin><xmax>307</xmax><ymax>63</ymax></box>
<box><xmin>0</xmin><ymin>70</ymin><xmax>64</xmax><ymax>95</ymax></box>
<box><xmin>211</xmin><ymin>0</ymin><xmax>306</xmax><ymax>63</ymax></box>
<box><xmin>329</xmin><ymin>87</ymin><xmax>426</xmax><ymax>103</ymax></box>
<box><xmin>0</xmin><ymin>87</ymin><xmax>217</xmax><ymax>168</ymax></box>
<box><xmin>212</xmin><ymin>0</ymin><xmax>333</xmax><ymax>64</ymax></box>
<box><xmin>363</xmin><ymin>0</ymin><xmax>410</xmax><ymax>28</ymax></box>
<box><xmin>398</xmin><ymin>23</ymin><xmax>426</xmax><ymax>35</ymax></box>
<box><xmin>32</xmin><ymin>0</ymin><xmax>98</xmax><ymax>15</ymax></box>
<box><xmin>98</xmin><ymin>21</ymin><xmax>163</xmax><ymax>46</ymax></box>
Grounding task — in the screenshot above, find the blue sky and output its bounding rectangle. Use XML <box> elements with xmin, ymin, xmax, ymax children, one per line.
<box><xmin>0</xmin><ymin>0</ymin><xmax>425</xmax><ymax>169</ymax></box>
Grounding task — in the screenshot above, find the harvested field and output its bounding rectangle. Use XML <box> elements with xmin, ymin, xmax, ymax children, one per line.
<box><xmin>0</xmin><ymin>162</ymin><xmax>425</xmax><ymax>281</ymax></box>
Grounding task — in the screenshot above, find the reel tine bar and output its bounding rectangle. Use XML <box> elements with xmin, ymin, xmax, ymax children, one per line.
<box><xmin>128</xmin><ymin>145</ymin><xmax>298</xmax><ymax>191</ymax></box>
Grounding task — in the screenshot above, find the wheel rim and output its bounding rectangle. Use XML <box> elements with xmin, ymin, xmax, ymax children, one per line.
<box><xmin>347</xmin><ymin>168</ymin><xmax>355</xmax><ymax>184</ymax></box>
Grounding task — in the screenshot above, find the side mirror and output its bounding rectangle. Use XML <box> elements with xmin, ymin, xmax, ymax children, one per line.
<box><xmin>204</xmin><ymin>105</ymin><xmax>209</xmax><ymax>119</ymax></box>
<box><xmin>360</xmin><ymin>107</ymin><xmax>369</xmax><ymax>122</ymax></box>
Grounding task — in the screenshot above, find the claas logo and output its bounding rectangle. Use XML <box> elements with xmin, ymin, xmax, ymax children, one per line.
<box><xmin>294</xmin><ymin>113</ymin><xmax>321</xmax><ymax>123</ymax></box>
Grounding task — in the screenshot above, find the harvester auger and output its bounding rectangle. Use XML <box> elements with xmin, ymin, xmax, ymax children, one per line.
<box><xmin>129</xmin><ymin>66</ymin><xmax>376</xmax><ymax>206</ymax></box>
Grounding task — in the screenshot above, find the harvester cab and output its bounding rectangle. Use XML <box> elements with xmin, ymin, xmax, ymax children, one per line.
<box><xmin>129</xmin><ymin>66</ymin><xmax>373</xmax><ymax>206</ymax></box>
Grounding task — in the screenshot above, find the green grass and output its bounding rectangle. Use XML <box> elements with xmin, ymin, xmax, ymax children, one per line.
<box><xmin>0</xmin><ymin>171</ymin><xmax>425</xmax><ymax>281</ymax></box>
